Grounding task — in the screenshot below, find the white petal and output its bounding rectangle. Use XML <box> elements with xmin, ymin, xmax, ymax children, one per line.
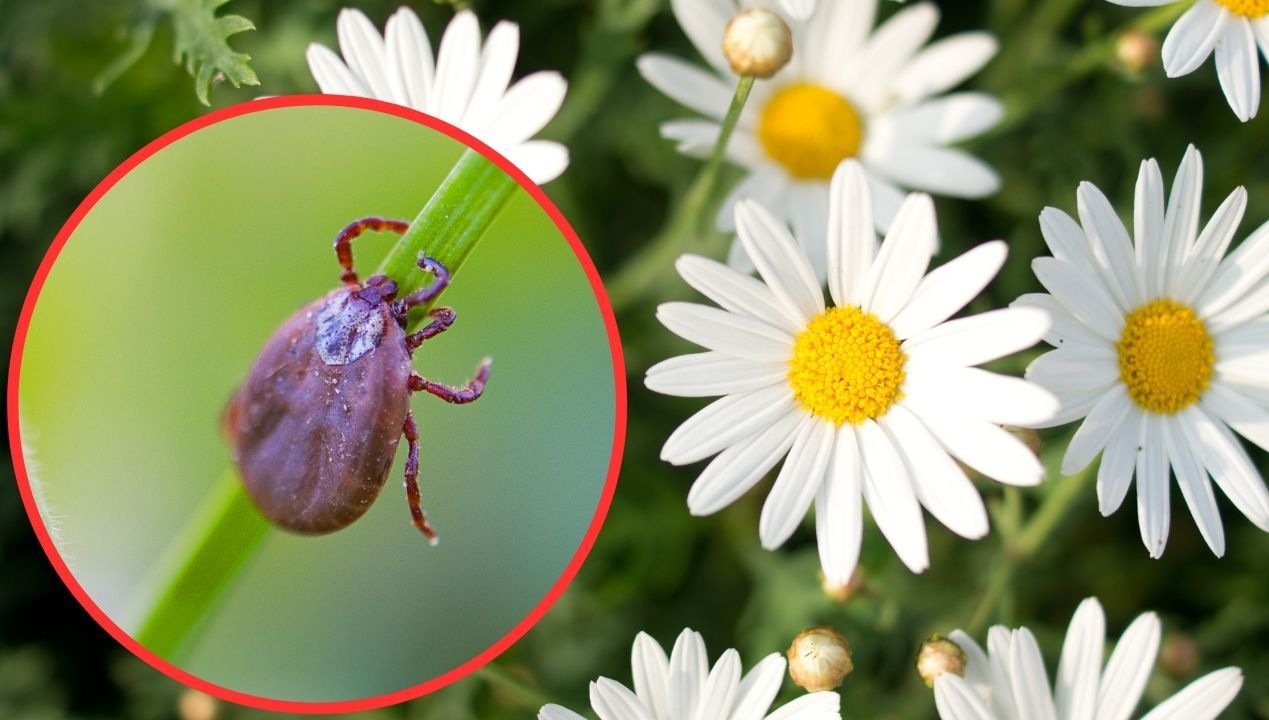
<box><xmin>632</xmin><ymin>633</ymin><xmax>671</xmax><ymax>719</ymax></box>
<box><xmin>676</xmin><ymin>254</ymin><xmax>800</xmax><ymax>332</ymax></box>
<box><xmin>1031</xmin><ymin>257</ymin><xmax>1126</xmax><ymax>341</ymax></box>
<box><xmin>1055</xmin><ymin>598</ymin><xmax>1105</xmax><ymax>720</ymax></box>
<box><xmin>385</xmin><ymin>7</ymin><xmax>434</xmax><ymax>111</ymax></box>
<box><xmin>892</xmin><ymin>34</ymin><xmax>1000</xmax><ymax>103</ymax></box>
<box><xmin>1098</xmin><ymin>410</ymin><xmax>1143</xmax><ymax>515</ymax></box>
<box><xmin>732</xmin><ymin>654</ymin><xmax>786</xmax><ymax>720</ymax></box>
<box><xmin>949</xmin><ymin>629</ymin><xmax>993</xmax><ymax>699</ymax></box>
<box><xmin>1076</xmin><ymin>181</ymin><xmax>1141</xmax><ymax>310</ymax></box>
<box><xmin>883</xmin><ymin>405</ymin><xmax>989</xmax><ymax>539</ymax></box>
<box><xmin>1161</xmin><ymin>1</ymin><xmax>1225</xmax><ymax>77</ymax></box>
<box><xmin>762</xmin><ymin>692</ymin><xmax>840</xmax><ymax>720</ymax></box>
<box><xmin>851</xmin><ymin>2</ymin><xmax>941</xmax><ymax>110</ymax></box>
<box><xmin>804</xmin><ymin>0</ymin><xmax>874</xmax><ymax>87</ymax></box>
<box><xmin>306</xmin><ymin>43</ymin><xmax>371</xmax><ymax>96</ymax></box>
<box><xmin>1139</xmin><ymin>667</ymin><xmax>1244</xmax><ymax>720</ymax></box>
<box><xmin>1040</xmin><ymin>206</ymin><xmax>1102</xmax><ymax>281</ymax></box>
<box><xmin>647</xmin><ymin>351</ymin><xmax>787</xmax><ymax>399</ymax></box>
<box><xmin>695</xmin><ymin>649</ymin><xmax>741</xmax><ymax>720</ymax></box>
<box><xmin>1009</xmin><ymin>629</ymin><xmax>1059</xmax><ymax>720</ymax></box>
<box><xmin>859</xmin><ymin>419</ymin><xmax>929</xmax><ymax>572</ymax></box>
<box><xmin>1013</xmin><ymin>293</ymin><xmax>1112</xmax><ymax>350</ymax></box>
<box><xmin>1201</xmin><ymin>382</ymin><xmax>1269</xmax><ymax>453</ymax></box>
<box><xmin>462</xmin><ymin>21</ymin><xmax>519</xmax><ymax>131</ymax></box>
<box><xmin>637</xmin><ymin>53</ymin><xmax>733</xmax><ymax>121</ymax></box>
<box><xmin>1024</xmin><ymin>344</ymin><xmax>1119</xmax><ymax>396</ymax></box>
<box><xmin>668</xmin><ymin>630</ymin><xmax>709</xmax><ymax>720</ymax></box>
<box><xmin>890</xmin><ymin>241</ymin><xmax>1007</xmax><ymax>340</ymax></box>
<box><xmin>934</xmin><ymin>675</ymin><xmax>996</xmax><ymax>720</ymax></box>
<box><xmin>859</xmin><ymin>193</ymin><xmax>936</xmax><ymax>322</ymax></box>
<box><xmin>816</xmin><ymin>426</ymin><xmax>864</xmax><ymax>585</ymax></box>
<box><xmin>1095</xmin><ymin>612</ymin><xmax>1160</xmax><ymax>720</ymax></box>
<box><xmin>1176</xmin><ymin>188</ymin><xmax>1247</xmax><ymax>303</ymax></box>
<box><xmin>502</xmin><ymin>140</ymin><xmax>570</xmax><ymax>184</ymax></box>
<box><xmin>779</xmin><ymin>0</ymin><xmax>816</xmax><ymax>21</ymax></box>
<box><xmin>1061</xmin><ymin>385</ymin><xmax>1133</xmax><ymax>475</ymax></box>
<box><xmin>875</xmin><ymin>93</ymin><xmax>1004</xmax><ymax>147</ymax></box>
<box><xmin>486</xmin><ymin>71</ymin><xmax>568</xmax><ymax>146</ymax></box>
<box><xmin>1215</xmin><ymin>17</ymin><xmax>1260</xmax><ymax>122</ymax></box>
<box><xmin>735</xmin><ymin>201</ymin><xmax>825</xmax><ymax>325</ymax></box>
<box><xmin>659</xmin><ymin>384</ymin><xmax>795</xmax><ymax>465</ymax></box>
<box><xmin>1161</xmin><ymin>145</ymin><xmax>1204</xmax><ymax>284</ymax></box>
<box><xmin>668</xmin><ymin>0</ymin><xmax>733</xmax><ymax>74</ymax></box>
<box><xmin>1135</xmin><ymin>414</ymin><xmax>1171</xmax><ymax>558</ymax></box>
<box><xmin>433</xmin><ymin>11</ymin><xmax>482</xmax><ymax>121</ymax></box>
<box><xmin>904</xmin><ymin>307</ymin><xmax>1050</xmax><ymax>370</ymax></box>
<box><xmin>906</xmin><ymin>400</ymin><xmax>1046</xmax><ymax>487</ymax></box>
<box><xmin>788</xmin><ymin>184</ymin><xmax>831</xmax><ymax>287</ymax></box>
<box><xmin>1135</xmin><ymin>158</ymin><xmax>1167</xmax><ymax>298</ymax></box>
<box><xmin>592</xmin><ymin>677</ymin><xmax>654</xmax><ymax>720</ymax></box>
<box><xmin>687</xmin><ymin>412</ymin><xmax>804</xmax><ymax>516</ymax></box>
<box><xmin>336</xmin><ymin>8</ymin><xmax>402</xmax><ymax>102</ymax></box>
<box><xmin>866</xmin><ymin>144</ymin><xmax>1000</xmax><ymax>199</ymax></box>
<box><xmin>1196</xmin><ymin>220</ymin><xmax>1269</xmax><ymax>318</ymax></box>
<box><xmin>1184</xmin><ymin>404</ymin><xmax>1269</xmax><ymax>529</ymax></box>
<box><xmin>827</xmin><ymin>160</ymin><xmax>877</xmax><ymax>308</ymax></box>
<box><xmin>1162</xmin><ymin>413</ymin><xmax>1226</xmax><ymax>556</ymax></box>
<box><xmin>760</xmin><ymin>420</ymin><xmax>834</xmax><ymax>549</ymax></box>
<box><xmin>540</xmin><ymin>704</ymin><xmax>589</xmax><ymax>720</ymax></box>
<box><xmin>656</xmin><ymin>302</ymin><xmax>793</xmax><ymax>362</ymax></box>
<box><xmin>905</xmin><ymin>365</ymin><xmax>1060</xmax><ymax>428</ymax></box>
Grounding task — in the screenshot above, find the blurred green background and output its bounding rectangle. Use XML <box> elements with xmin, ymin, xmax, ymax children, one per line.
<box><xmin>12</xmin><ymin>105</ymin><xmax>616</xmax><ymax>702</ymax></box>
<box><xmin>3</xmin><ymin>0</ymin><xmax>1269</xmax><ymax>718</ymax></box>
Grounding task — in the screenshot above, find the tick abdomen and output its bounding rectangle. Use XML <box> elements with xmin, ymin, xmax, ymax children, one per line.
<box><xmin>224</xmin><ymin>289</ymin><xmax>413</xmax><ymax>533</ymax></box>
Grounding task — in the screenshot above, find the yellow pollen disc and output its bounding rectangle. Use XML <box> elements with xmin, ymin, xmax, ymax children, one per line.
<box><xmin>788</xmin><ymin>306</ymin><xmax>906</xmax><ymax>425</ymax></box>
<box><xmin>758</xmin><ymin>83</ymin><xmax>863</xmax><ymax>180</ymax></box>
<box><xmin>1214</xmin><ymin>0</ymin><xmax>1269</xmax><ymax>17</ymax></box>
<box><xmin>1117</xmin><ymin>299</ymin><xmax>1214</xmax><ymax>415</ymax></box>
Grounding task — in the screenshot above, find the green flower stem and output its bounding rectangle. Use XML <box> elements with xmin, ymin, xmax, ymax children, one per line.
<box><xmin>131</xmin><ymin>149</ymin><xmax>517</xmax><ymax>661</ymax></box>
<box><xmin>607</xmin><ymin>75</ymin><xmax>756</xmax><ymax>312</ymax></box>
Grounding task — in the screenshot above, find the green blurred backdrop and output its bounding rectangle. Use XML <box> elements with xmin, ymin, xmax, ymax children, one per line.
<box><xmin>14</xmin><ymin>105</ymin><xmax>616</xmax><ymax>702</ymax></box>
<box><xmin>4</xmin><ymin>0</ymin><xmax>1269</xmax><ymax>719</ymax></box>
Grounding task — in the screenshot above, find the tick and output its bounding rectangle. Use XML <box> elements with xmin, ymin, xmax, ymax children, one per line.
<box><xmin>222</xmin><ymin>217</ymin><xmax>490</xmax><ymax>543</ymax></box>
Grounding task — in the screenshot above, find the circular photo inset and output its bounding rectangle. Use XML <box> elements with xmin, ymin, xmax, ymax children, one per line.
<box><xmin>9</xmin><ymin>97</ymin><xmax>624</xmax><ymax>710</ymax></box>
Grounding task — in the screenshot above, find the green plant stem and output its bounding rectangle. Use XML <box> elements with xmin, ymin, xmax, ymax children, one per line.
<box><xmin>606</xmin><ymin>75</ymin><xmax>756</xmax><ymax>312</ymax></box>
<box><xmin>131</xmin><ymin>149</ymin><xmax>517</xmax><ymax>661</ymax></box>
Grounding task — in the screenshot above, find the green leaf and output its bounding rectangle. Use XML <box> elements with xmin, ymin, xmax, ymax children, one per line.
<box><xmin>166</xmin><ymin>0</ymin><xmax>259</xmax><ymax>105</ymax></box>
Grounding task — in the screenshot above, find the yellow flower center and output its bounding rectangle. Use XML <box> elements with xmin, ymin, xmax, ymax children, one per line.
<box><xmin>788</xmin><ymin>306</ymin><xmax>906</xmax><ymax>425</ymax></box>
<box><xmin>758</xmin><ymin>83</ymin><xmax>863</xmax><ymax>180</ymax></box>
<box><xmin>1213</xmin><ymin>0</ymin><xmax>1269</xmax><ymax>17</ymax></box>
<box><xmin>1117</xmin><ymin>299</ymin><xmax>1214</xmax><ymax>414</ymax></box>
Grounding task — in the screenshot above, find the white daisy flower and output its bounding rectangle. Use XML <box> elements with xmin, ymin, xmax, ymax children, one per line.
<box><xmin>1105</xmin><ymin>0</ymin><xmax>1268</xmax><ymax>122</ymax></box>
<box><xmin>638</xmin><ymin>0</ymin><xmax>1002</xmax><ymax>280</ymax></box>
<box><xmin>306</xmin><ymin>8</ymin><xmax>569</xmax><ymax>183</ymax></box>
<box><xmin>1018</xmin><ymin>145</ymin><xmax>1269</xmax><ymax>558</ymax></box>
<box><xmin>538</xmin><ymin>628</ymin><xmax>841</xmax><ymax>720</ymax></box>
<box><xmin>645</xmin><ymin>160</ymin><xmax>1056</xmax><ymax>584</ymax></box>
<box><xmin>934</xmin><ymin>597</ymin><xmax>1244</xmax><ymax>720</ymax></box>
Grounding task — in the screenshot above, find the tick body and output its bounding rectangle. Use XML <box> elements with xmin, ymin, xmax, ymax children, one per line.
<box><xmin>222</xmin><ymin>217</ymin><xmax>490</xmax><ymax>542</ymax></box>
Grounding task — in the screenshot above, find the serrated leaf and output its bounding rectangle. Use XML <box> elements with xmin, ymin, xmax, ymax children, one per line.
<box><xmin>166</xmin><ymin>0</ymin><xmax>259</xmax><ymax>105</ymax></box>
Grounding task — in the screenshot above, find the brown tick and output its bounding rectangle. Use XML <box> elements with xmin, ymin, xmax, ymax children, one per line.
<box><xmin>222</xmin><ymin>217</ymin><xmax>490</xmax><ymax>543</ymax></box>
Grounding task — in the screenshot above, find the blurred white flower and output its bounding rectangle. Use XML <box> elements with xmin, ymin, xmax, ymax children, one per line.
<box><xmin>539</xmin><ymin>628</ymin><xmax>841</xmax><ymax>720</ymax></box>
<box><xmin>307</xmin><ymin>8</ymin><xmax>569</xmax><ymax>183</ymax></box>
<box><xmin>646</xmin><ymin>160</ymin><xmax>1055</xmax><ymax>585</ymax></box>
<box><xmin>1018</xmin><ymin>145</ymin><xmax>1269</xmax><ymax>558</ymax></box>
<box><xmin>1105</xmin><ymin>0</ymin><xmax>1268</xmax><ymax>121</ymax></box>
<box><xmin>639</xmin><ymin>0</ymin><xmax>1001</xmax><ymax>280</ymax></box>
<box><xmin>935</xmin><ymin>598</ymin><xmax>1243</xmax><ymax>720</ymax></box>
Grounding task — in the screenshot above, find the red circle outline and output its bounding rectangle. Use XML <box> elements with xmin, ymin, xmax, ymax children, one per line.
<box><xmin>6</xmin><ymin>95</ymin><xmax>627</xmax><ymax>713</ymax></box>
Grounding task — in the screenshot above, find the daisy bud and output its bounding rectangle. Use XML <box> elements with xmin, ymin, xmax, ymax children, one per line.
<box><xmin>787</xmin><ymin>626</ymin><xmax>853</xmax><ymax>691</ymax></box>
<box><xmin>819</xmin><ymin>567</ymin><xmax>865</xmax><ymax>603</ymax></box>
<box><xmin>178</xmin><ymin>690</ymin><xmax>218</xmax><ymax>720</ymax></box>
<box><xmin>1159</xmin><ymin>632</ymin><xmax>1200</xmax><ymax>679</ymax></box>
<box><xmin>723</xmin><ymin>8</ymin><xmax>793</xmax><ymax>79</ymax></box>
<box><xmin>916</xmin><ymin>635</ymin><xmax>967</xmax><ymax>688</ymax></box>
<box><xmin>1116</xmin><ymin>30</ymin><xmax>1158</xmax><ymax>74</ymax></box>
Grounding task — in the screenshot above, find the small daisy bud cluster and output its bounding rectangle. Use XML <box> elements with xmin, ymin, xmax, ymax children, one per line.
<box><xmin>916</xmin><ymin>635</ymin><xmax>968</xmax><ymax>687</ymax></box>
<box><xmin>787</xmin><ymin>626</ymin><xmax>854</xmax><ymax>691</ymax></box>
<box><xmin>722</xmin><ymin>8</ymin><xmax>793</xmax><ymax>79</ymax></box>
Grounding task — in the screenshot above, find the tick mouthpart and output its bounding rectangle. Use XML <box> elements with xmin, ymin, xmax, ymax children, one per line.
<box><xmin>355</xmin><ymin>275</ymin><xmax>399</xmax><ymax>306</ymax></box>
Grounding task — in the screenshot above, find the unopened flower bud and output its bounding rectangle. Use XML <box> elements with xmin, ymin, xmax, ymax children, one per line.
<box><xmin>819</xmin><ymin>568</ymin><xmax>865</xmax><ymax>603</ymax></box>
<box><xmin>178</xmin><ymin>690</ymin><xmax>218</xmax><ymax>720</ymax></box>
<box><xmin>916</xmin><ymin>635</ymin><xmax>968</xmax><ymax>688</ymax></box>
<box><xmin>1116</xmin><ymin>30</ymin><xmax>1159</xmax><ymax>74</ymax></box>
<box><xmin>788</xmin><ymin>626</ymin><xmax>853</xmax><ymax>691</ymax></box>
<box><xmin>1159</xmin><ymin>632</ymin><xmax>1200</xmax><ymax>679</ymax></box>
<box><xmin>723</xmin><ymin>8</ymin><xmax>793</xmax><ymax>79</ymax></box>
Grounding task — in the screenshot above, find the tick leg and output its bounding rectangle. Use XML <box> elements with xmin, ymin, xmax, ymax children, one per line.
<box><xmin>396</xmin><ymin>256</ymin><xmax>451</xmax><ymax>310</ymax></box>
<box><xmin>402</xmin><ymin>409</ymin><xmax>439</xmax><ymax>545</ymax></box>
<box><xmin>334</xmin><ymin>217</ymin><xmax>409</xmax><ymax>287</ymax></box>
<box><xmin>405</xmin><ymin>307</ymin><xmax>456</xmax><ymax>353</ymax></box>
<box><xmin>409</xmin><ymin>357</ymin><xmax>491</xmax><ymax>404</ymax></box>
